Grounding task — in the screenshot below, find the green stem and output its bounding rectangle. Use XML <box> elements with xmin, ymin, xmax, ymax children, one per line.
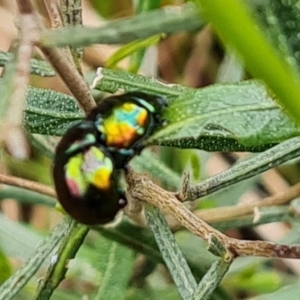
<box><xmin>194</xmin><ymin>0</ymin><xmax>300</xmax><ymax>123</ymax></box>
<box><xmin>34</xmin><ymin>222</ymin><xmax>89</xmax><ymax>300</ymax></box>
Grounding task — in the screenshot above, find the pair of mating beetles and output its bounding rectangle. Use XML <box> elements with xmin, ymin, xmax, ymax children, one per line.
<box><xmin>53</xmin><ymin>92</ymin><xmax>167</xmax><ymax>225</ymax></box>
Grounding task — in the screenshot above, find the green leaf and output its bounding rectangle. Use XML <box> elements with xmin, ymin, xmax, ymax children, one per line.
<box><xmin>258</xmin><ymin>0</ymin><xmax>300</xmax><ymax>72</ymax></box>
<box><xmin>24</xmin><ymin>85</ymin><xmax>83</xmax><ymax>136</ymax></box>
<box><xmin>41</xmin><ymin>3</ymin><xmax>204</xmax><ymax>48</ymax></box>
<box><xmin>95</xmin><ymin>220</ymin><xmax>228</xmax><ymax>296</ymax></box>
<box><xmin>188</xmin><ymin>136</ymin><xmax>300</xmax><ymax>198</ymax></box>
<box><xmin>23</xmin><ymin>77</ymin><xmax>300</xmax><ymax>152</ymax></box>
<box><xmin>95</xmin><ymin>221</ymin><xmax>162</xmax><ymax>264</ymax></box>
<box><xmin>150</xmin><ymin>80</ymin><xmax>300</xmax><ymax>149</ymax></box>
<box><xmin>144</xmin><ymin>205</ymin><xmax>197</xmax><ymax>300</ymax></box>
<box><xmin>92</xmin><ymin>68</ymin><xmax>300</xmax><ymax>151</ymax></box>
<box><xmin>0</xmin><ymin>246</ymin><xmax>12</xmax><ymax>283</ymax></box>
<box><xmin>175</xmin><ymin>231</ymin><xmax>217</xmax><ymax>274</ymax></box>
<box><xmin>106</xmin><ymin>34</ymin><xmax>164</xmax><ymax>69</ymax></box>
<box><xmin>131</xmin><ymin>149</ymin><xmax>182</xmax><ymax>191</ymax></box>
<box><xmin>0</xmin><ymin>51</ymin><xmax>55</xmax><ymax>77</ymax></box>
<box><xmin>128</xmin><ymin>0</ymin><xmax>162</xmax><ymax>73</ymax></box>
<box><xmin>237</xmin><ymin>271</ymin><xmax>281</xmax><ymax>294</ymax></box>
<box><xmin>191</xmin><ymin>258</ymin><xmax>232</xmax><ymax>300</ymax></box>
<box><xmin>250</xmin><ymin>280</ymin><xmax>300</xmax><ymax>300</ymax></box>
<box><xmin>0</xmin><ymin>186</ymin><xmax>55</xmax><ymax>207</ymax></box>
<box><xmin>225</xmin><ymin>263</ymin><xmax>281</xmax><ymax>294</ymax></box>
<box><xmin>0</xmin><ymin>53</ymin><xmax>17</xmax><ymax>120</ymax></box>
<box><xmin>35</xmin><ymin>222</ymin><xmax>89</xmax><ymax>300</ymax></box>
<box><xmin>125</xmin><ymin>287</ymin><xmax>181</xmax><ymax>300</ymax></box>
<box><xmin>217</xmin><ymin>206</ymin><xmax>291</xmax><ymax>231</ymax></box>
<box><xmin>0</xmin><ymin>218</ymin><xmax>72</xmax><ymax>300</ymax></box>
<box><xmin>92</xmin><ymin>67</ymin><xmax>191</xmax><ymax>97</ymax></box>
<box><xmin>135</xmin><ymin>0</ymin><xmax>161</xmax><ymax>12</ymax></box>
<box><xmin>194</xmin><ymin>0</ymin><xmax>300</xmax><ymax>124</ymax></box>
<box><xmin>94</xmin><ymin>235</ymin><xmax>134</xmax><ymax>300</ymax></box>
<box><xmin>152</xmin><ymin>287</ymin><xmax>182</xmax><ymax>300</ymax></box>
<box><xmin>0</xmin><ymin>213</ymin><xmax>42</xmax><ymax>261</ymax></box>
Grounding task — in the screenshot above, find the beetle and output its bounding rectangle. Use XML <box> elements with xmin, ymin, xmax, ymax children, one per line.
<box><xmin>87</xmin><ymin>92</ymin><xmax>167</xmax><ymax>167</ymax></box>
<box><xmin>52</xmin><ymin>121</ymin><xmax>126</xmax><ymax>225</ymax></box>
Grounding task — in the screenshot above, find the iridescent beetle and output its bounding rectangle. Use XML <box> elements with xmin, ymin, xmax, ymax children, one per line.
<box><xmin>52</xmin><ymin>121</ymin><xmax>127</xmax><ymax>225</ymax></box>
<box><xmin>87</xmin><ymin>92</ymin><xmax>167</xmax><ymax>167</ymax></box>
<box><xmin>53</xmin><ymin>92</ymin><xmax>167</xmax><ymax>224</ymax></box>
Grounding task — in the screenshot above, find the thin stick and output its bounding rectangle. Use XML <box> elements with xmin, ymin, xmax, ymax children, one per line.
<box><xmin>43</xmin><ymin>0</ymin><xmax>64</xmax><ymax>28</ymax></box>
<box><xmin>10</xmin><ymin>0</ymin><xmax>39</xmax><ymax>115</ymax></box>
<box><xmin>0</xmin><ymin>174</ymin><xmax>56</xmax><ymax>198</ymax></box>
<box><xmin>196</xmin><ymin>180</ymin><xmax>300</xmax><ymax>223</ymax></box>
<box><xmin>43</xmin><ymin>0</ymin><xmax>83</xmax><ymax>75</ymax></box>
<box><xmin>60</xmin><ymin>0</ymin><xmax>84</xmax><ymax>74</ymax></box>
<box><xmin>40</xmin><ymin>46</ymin><xmax>96</xmax><ymax>115</ymax></box>
<box><xmin>2</xmin><ymin>0</ymin><xmax>40</xmax><ymax>158</ymax></box>
<box><xmin>41</xmin><ymin>0</ymin><xmax>96</xmax><ymax>115</ymax></box>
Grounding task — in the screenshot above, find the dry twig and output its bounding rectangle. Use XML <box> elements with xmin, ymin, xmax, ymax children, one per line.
<box><xmin>126</xmin><ymin>167</ymin><xmax>300</xmax><ymax>259</ymax></box>
<box><xmin>40</xmin><ymin>46</ymin><xmax>95</xmax><ymax>114</ymax></box>
<box><xmin>40</xmin><ymin>0</ymin><xmax>94</xmax><ymax>114</ymax></box>
<box><xmin>196</xmin><ymin>180</ymin><xmax>300</xmax><ymax>223</ymax></box>
<box><xmin>0</xmin><ymin>173</ymin><xmax>56</xmax><ymax>198</ymax></box>
<box><xmin>1</xmin><ymin>0</ymin><xmax>41</xmax><ymax>158</ymax></box>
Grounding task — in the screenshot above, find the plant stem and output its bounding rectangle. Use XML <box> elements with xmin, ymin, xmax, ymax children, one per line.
<box><xmin>34</xmin><ymin>222</ymin><xmax>89</xmax><ymax>300</ymax></box>
<box><xmin>0</xmin><ymin>173</ymin><xmax>56</xmax><ymax>198</ymax></box>
<box><xmin>126</xmin><ymin>168</ymin><xmax>300</xmax><ymax>259</ymax></box>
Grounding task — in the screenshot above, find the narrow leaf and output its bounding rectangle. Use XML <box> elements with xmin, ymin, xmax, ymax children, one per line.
<box><xmin>94</xmin><ymin>235</ymin><xmax>134</xmax><ymax>300</ymax></box>
<box><xmin>24</xmin><ymin>86</ymin><xmax>83</xmax><ymax>136</ymax></box>
<box><xmin>106</xmin><ymin>34</ymin><xmax>164</xmax><ymax>69</ymax></box>
<box><xmin>23</xmin><ymin>77</ymin><xmax>300</xmax><ymax>152</ymax></box>
<box><xmin>261</xmin><ymin>0</ymin><xmax>300</xmax><ymax>72</ymax></box>
<box><xmin>194</xmin><ymin>0</ymin><xmax>300</xmax><ymax>124</ymax></box>
<box><xmin>145</xmin><ymin>205</ymin><xmax>197</xmax><ymax>300</ymax></box>
<box><xmin>150</xmin><ymin>81</ymin><xmax>300</xmax><ymax>149</ymax></box>
<box><xmin>0</xmin><ymin>218</ymin><xmax>72</xmax><ymax>300</ymax></box>
<box><xmin>0</xmin><ymin>51</ymin><xmax>55</xmax><ymax>77</ymax></box>
<box><xmin>41</xmin><ymin>3</ymin><xmax>204</xmax><ymax>47</ymax></box>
